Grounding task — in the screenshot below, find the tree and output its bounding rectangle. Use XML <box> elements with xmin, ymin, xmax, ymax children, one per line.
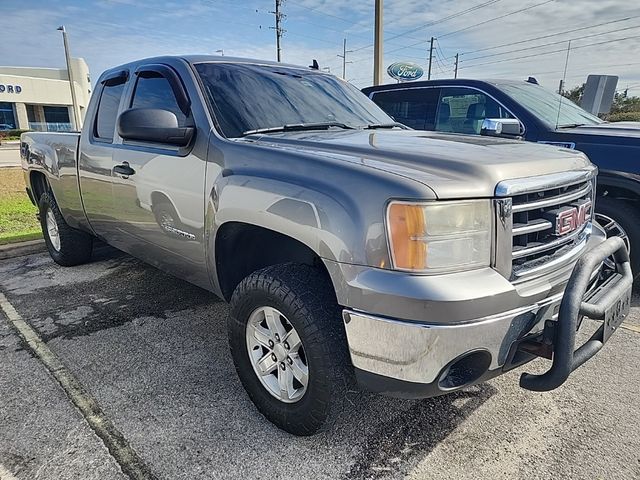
<box><xmin>562</xmin><ymin>82</ymin><xmax>640</xmax><ymax>120</ymax></box>
<box><xmin>562</xmin><ymin>83</ymin><xmax>585</xmax><ymax>104</ymax></box>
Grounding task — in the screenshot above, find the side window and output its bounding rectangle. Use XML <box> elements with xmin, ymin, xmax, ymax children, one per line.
<box><xmin>436</xmin><ymin>87</ymin><xmax>513</xmax><ymax>135</ymax></box>
<box><xmin>94</xmin><ymin>81</ymin><xmax>125</xmax><ymax>141</ymax></box>
<box><xmin>370</xmin><ymin>88</ymin><xmax>439</xmax><ymax>130</ymax></box>
<box><xmin>130</xmin><ymin>73</ymin><xmax>187</xmax><ymax>126</ymax></box>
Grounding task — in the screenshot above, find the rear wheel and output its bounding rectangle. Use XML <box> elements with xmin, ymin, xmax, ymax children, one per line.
<box><xmin>595</xmin><ymin>196</ymin><xmax>640</xmax><ymax>280</ymax></box>
<box><xmin>228</xmin><ymin>263</ymin><xmax>352</xmax><ymax>435</ymax></box>
<box><xmin>38</xmin><ymin>192</ymin><xmax>93</xmax><ymax>266</ymax></box>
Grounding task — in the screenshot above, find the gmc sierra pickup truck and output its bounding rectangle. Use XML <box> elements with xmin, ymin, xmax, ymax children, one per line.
<box><xmin>21</xmin><ymin>56</ymin><xmax>632</xmax><ymax>436</ymax></box>
<box><xmin>363</xmin><ymin>79</ymin><xmax>640</xmax><ymax>279</ymax></box>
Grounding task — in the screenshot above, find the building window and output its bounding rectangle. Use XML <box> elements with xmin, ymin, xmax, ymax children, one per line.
<box><xmin>0</xmin><ymin>102</ymin><xmax>16</xmax><ymax>129</ymax></box>
<box><xmin>43</xmin><ymin>106</ymin><xmax>70</xmax><ymax>124</ymax></box>
<box><xmin>26</xmin><ymin>104</ymin><xmax>37</xmax><ymax>123</ymax></box>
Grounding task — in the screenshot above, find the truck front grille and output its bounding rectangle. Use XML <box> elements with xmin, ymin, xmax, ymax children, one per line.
<box><xmin>509</xmin><ymin>179</ymin><xmax>593</xmax><ymax>277</ymax></box>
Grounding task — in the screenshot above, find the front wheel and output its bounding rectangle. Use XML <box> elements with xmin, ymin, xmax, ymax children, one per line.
<box><xmin>595</xmin><ymin>196</ymin><xmax>640</xmax><ymax>280</ymax></box>
<box><xmin>38</xmin><ymin>192</ymin><xmax>93</xmax><ymax>266</ymax></box>
<box><xmin>228</xmin><ymin>263</ymin><xmax>352</xmax><ymax>435</ymax></box>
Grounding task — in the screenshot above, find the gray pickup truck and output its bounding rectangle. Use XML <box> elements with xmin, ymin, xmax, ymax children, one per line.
<box><xmin>21</xmin><ymin>55</ymin><xmax>632</xmax><ymax>436</ymax></box>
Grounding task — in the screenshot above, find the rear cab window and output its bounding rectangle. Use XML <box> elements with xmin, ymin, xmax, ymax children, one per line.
<box><xmin>94</xmin><ymin>80</ymin><xmax>126</xmax><ymax>142</ymax></box>
<box><xmin>370</xmin><ymin>88</ymin><xmax>439</xmax><ymax>130</ymax></box>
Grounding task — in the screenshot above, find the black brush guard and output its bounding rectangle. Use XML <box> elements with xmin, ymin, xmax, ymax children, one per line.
<box><xmin>519</xmin><ymin>236</ymin><xmax>633</xmax><ymax>392</ymax></box>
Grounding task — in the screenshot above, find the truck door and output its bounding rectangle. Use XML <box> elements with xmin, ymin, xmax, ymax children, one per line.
<box><xmin>78</xmin><ymin>71</ymin><xmax>128</xmax><ymax>237</ymax></box>
<box><xmin>109</xmin><ymin>64</ymin><xmax>209</xmax><ymax>287</ymax></box>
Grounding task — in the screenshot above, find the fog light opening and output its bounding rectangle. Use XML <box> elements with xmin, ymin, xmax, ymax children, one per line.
<box><xmin>438</xmin><ymin>350</ymin><xmax>492</xmax><ymax>391</ymax></box>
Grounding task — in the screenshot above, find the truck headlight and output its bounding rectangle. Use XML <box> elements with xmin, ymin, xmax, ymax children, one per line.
<box><xmin>386</xmin><ymin>200</ymin><xmax>491</xmax><ymax>273</ymax></box>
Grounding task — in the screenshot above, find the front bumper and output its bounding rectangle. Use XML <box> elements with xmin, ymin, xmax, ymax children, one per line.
<box><xmin>342</xmin><ymin>236</ymin><xmax>632</xmax><ymax>399</ymax></box>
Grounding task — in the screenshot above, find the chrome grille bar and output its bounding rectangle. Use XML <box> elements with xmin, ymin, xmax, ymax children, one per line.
<box><xmin>512</xmin><ymin>183</ymin><xmax>592</xmax><ymax>213</ymax></box>
<box><xmin>512</xmin><ymin>218</ymin><xmax>553</xmax><ymax>236</ymax></box>
<box><xmin>512</xmin><ymin>224</ymin><xmax>589</xmax><ymax>260</ymax></box>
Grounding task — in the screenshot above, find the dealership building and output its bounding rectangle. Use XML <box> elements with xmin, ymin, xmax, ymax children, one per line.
<box><xmin>0</xmin><ymin>58</ymin><xmax>91</xmax><ymax>131</ymax></box>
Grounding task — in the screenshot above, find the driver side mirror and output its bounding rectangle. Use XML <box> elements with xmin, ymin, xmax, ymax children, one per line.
<box><xmin>117</xmin><ymin>108</ymin><xmax>194</xmax><ymax>147</ymax></box>
<box><xmin>480</xmin><ymin>118</ymin><xmax>522</xmax><ymax>138</ymax></box>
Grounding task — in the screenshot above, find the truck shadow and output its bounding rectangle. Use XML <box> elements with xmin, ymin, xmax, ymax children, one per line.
<box><xmin>337</xmin><ymin>385</ymin><xmax>496</xmax><ymax>479</ymax></box>
<box><xmin>1</xmin><ymin>249</ymin><xmax>497</xmax><ymax>479</ymax></box>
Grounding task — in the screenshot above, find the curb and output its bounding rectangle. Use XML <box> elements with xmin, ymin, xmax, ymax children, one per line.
<box><xmin>0</xmin><ymin>239</ymin><xmax>46</xmax><ymax>260</ymax></box>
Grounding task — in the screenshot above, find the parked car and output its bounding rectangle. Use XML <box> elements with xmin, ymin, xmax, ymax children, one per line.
<box><xmin>362</xmin><ymin>79</ymin><xmax>640</xmax><ymax>278</ymax></box>
<box><xmin>21</xmin><ymin>56</ymin><xmax>632</xmax><ymax>435</ymax></box>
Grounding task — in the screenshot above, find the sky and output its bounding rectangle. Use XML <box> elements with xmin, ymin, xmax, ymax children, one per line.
<box><xmin>1</xmin><ymin>0</ymin><xmax>640</xmax><ymax>95</ymax></box>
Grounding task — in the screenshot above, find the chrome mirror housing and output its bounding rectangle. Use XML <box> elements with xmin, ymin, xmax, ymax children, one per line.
<box><xmin>481</xmin><ymin>118</ymin><xmax>522</xmax><ymax>137</ymax></box>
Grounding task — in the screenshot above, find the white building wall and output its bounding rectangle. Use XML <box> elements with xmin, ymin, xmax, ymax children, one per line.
<box><xmin>0</xmin><ymin>58</ymin><xmax>91</xmax><ymax>130</ymax></box>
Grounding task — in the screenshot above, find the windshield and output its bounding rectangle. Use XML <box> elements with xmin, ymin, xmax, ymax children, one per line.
<box><xmin>195</xmin><ymin>62</ymin><xmax>394</xmax><ymax>138</ymax></box>
<box><xmin>498</xmin><ymin>82</ymin><xmax>603</xmax><ymax>128</ymax></box>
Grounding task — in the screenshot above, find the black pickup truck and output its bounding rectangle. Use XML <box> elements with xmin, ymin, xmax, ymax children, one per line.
<box><xmin>363</xmin><ymin>79</ymin><xmax>640</xmax><ymax>277</ymax></box>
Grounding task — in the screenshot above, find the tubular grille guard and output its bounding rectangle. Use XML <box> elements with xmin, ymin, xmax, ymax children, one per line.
<box><xmin>519</xmin><ymin>236</ymin><xmax>633</xmax><ymax>392</ymax></box>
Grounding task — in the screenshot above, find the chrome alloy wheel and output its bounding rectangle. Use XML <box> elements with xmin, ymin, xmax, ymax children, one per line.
<box><xmin>46</xmin><ymin>209</ymin><xmax>61</xmax><ymax>251</ymax></box>
<box><xmin>595</xmin><ymin>212</ymin><xmax>631</xmax><ymax>253</ymax></box>
<box><xmin>246</xmin><ymin>306</ymin><xmax>309</xmax><ymax>403</ymax></box>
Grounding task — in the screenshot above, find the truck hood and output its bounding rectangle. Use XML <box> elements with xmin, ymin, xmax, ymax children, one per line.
<box><xmin>243</xmin><ymin>129</ymin><xmax>592</xmax><ymax>198</ymax></box>
<box><xmin>559</xmin><ymin>122</ymin><xmax>640</xmax><ymax>140</ymax></box>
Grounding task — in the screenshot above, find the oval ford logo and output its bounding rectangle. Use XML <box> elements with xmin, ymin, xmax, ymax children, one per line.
<box><xmin>387</xmin><ymin>62</ymin><xmax>424</xmax><ymax>82</ymax></box>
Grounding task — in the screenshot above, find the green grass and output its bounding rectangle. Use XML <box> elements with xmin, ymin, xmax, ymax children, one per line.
<box><xmin>0</xmin><ymin>168</ymin><xmax>42</xmax><ymax>245</ymax></box>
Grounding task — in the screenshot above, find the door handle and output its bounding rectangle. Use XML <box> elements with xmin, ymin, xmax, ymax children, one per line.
<box><xmin>113</xmin><ymin>162</ymin><xmax>135</xmax><ymax>177</ymax></box>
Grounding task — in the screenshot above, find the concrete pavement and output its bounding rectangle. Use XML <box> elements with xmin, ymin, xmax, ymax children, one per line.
<box><xmin>0</xmin><ymin>146</ymin><xmax>20</xmax><ymax>168</ymax></box>
<box><xmin>0</xmin><ymin>247</ymin><xmax>638</xmax><ymax>479</ymax></box>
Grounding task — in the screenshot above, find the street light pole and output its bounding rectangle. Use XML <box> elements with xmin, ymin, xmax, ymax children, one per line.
<box><xmin>57</xmin><ymin>26</ymin><xmax>80</xmax><ymax>130</ymax></box>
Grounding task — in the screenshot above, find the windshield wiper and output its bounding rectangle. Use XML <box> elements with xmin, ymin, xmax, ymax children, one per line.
<box><xmin>362</xmin><ymin>122</ymin><xmax>408</xmax><ymax>130</ymax></box>
<box><xmin>557</xmin><ymin>123</ymin><xmax>586</xmax><ymax>128</ymax></box>
<box><xmin>242</xmin><ymin>122</ymin><xmax>356</xmax><ymax>136</ymax></box>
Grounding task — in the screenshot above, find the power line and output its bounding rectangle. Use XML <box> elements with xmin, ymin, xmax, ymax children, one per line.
<box><xmin>460</xmin><ymin>33</ymin><xmax>640</xmax><ymax>70</ymax></box>
<box><xmin>350</xmin><ymin>0</ymin><xmax>502</xmax><ymax>53</ymax></box>
<box><xmin>514</xmin><ymin>60</ymin><xmax>640</xmax><ymax>77</ymax></box>
<box><xmin>384</xmin><ymin>0</ymin><xmax>553</xmax><ymax>56</ymax></box>
<box><xmin>439</xmin><ymin>0</ymin><xmax>555</xmax><ymax>38</ymax></box>
<box><xmin>463</xmin><ymin>23</ymin><xmax>640</xmax><ymax>63</ymax></box>
<box><xmin>384</xmin><ymin>0</ymin><xmax>502</xmax><ymax>43</ymax></box>
<box><xmin>460</xmin><ymin>13</ymin><xmax>640</xmax><ymax>56</ymax></box>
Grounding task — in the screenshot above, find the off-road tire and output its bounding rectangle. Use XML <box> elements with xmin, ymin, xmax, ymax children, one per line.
<box><xmin>38</xmin><ymin>192</ymin><xmax>93</xmax><ymax>266</ymax></box>
<box><xmin>228</xmin><ymin>263</ymin><xmax>352</xmax><ymax>436</ymax></box>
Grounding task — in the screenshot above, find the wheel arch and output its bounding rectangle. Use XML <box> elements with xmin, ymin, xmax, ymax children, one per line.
<box><xmin>214</xmin><ymin>221</ymin><xmax>333</xmax><ymax>302</ymax></box>
<box><xmin>596</xmin><ymin>171</ymin><xmax>640</xmax><ymax>203</ymax></box>
<box><xmin>29</xmin><ymin>170</ymin><xmax>50</xmax><ymax>203</ymax></box>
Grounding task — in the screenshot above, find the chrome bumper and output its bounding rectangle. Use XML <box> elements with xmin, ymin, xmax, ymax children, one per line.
<box><xmin>342</xmin><ymin>290</ymin><xmax>564</xmax><ymax>386</ymax></box>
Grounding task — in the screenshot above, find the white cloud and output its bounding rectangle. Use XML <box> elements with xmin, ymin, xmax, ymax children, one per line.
<box><xmin>1</xmin><ymin>0</ymin><xmax>639</xmax><ymax>94</ymax></box>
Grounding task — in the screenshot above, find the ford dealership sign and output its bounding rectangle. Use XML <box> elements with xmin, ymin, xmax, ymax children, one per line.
<box><xmin>387</xmin><ymin>62</ymin><xmax>424</xmax><ymax>82</ymax></box>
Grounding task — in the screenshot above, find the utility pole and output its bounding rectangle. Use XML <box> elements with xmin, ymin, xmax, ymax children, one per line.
<box><xmin>454</xmin><ymin>53</ymin><xmax>459</xmax><ymax>79</ymax></box>
<box><xmin>57</xmin><ymin>26</ymin><xmax>80</xmax><ymax>130</ymax></box>
<box><xmin>373</xmin><ymin>0</ymin><xmax>383</xmax><ymax>85</ymax></box>
<box><xmin>337</xmin><ymin>38</ymin><xmax>353</xmax><ymax>79</ymax></box>
<box><xmin>427</xmin><ymin>36</ymin><xmax>435</xmax><ymax>80</ymax></box>
<box><xmin>271</xmin><ymin>0</ymin><xmax>286</xmax><ymax>62</ymax></box>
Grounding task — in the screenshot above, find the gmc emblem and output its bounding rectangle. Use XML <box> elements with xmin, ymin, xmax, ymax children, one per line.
<box><xmin>554</xmin><ymin>200</ymin><xmax>592</xmax><ymax>235</ymax></box>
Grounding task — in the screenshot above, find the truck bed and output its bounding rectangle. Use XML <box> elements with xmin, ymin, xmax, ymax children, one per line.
<box><xmin>21</xmin><ymin>131</ymin><xmax>86</xmax><ymax>229</ymax></box>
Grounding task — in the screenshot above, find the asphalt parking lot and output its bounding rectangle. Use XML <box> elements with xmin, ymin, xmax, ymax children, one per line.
<box><xmin>0</xmin><ymin>245</ymin><xmax>639</xmax><ymax>480</ymax></box>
